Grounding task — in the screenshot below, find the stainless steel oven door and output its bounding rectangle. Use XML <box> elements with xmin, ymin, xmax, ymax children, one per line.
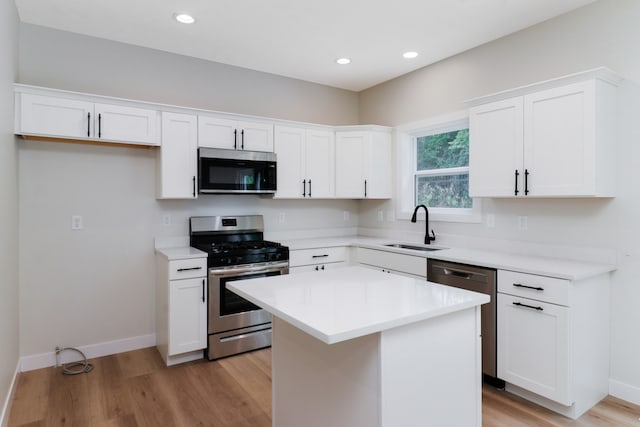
<box><xmin>208</xmin><ymin>261</ymin><xmax>289</xmax><ymax>334</ymax></box>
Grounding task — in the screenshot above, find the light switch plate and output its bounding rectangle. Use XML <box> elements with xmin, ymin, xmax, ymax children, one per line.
<box><xmin>71</xmin><ymin>215</ymin><xmax>83</xmax><ymax>230</ymax></box>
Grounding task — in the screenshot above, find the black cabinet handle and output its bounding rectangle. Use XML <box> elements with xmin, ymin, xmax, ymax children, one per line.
<box><xmin>241</xmin><ymin>129</ymin><xmax>245</xmax><ymax>150</ymax></box>
<box><xmin>364</xmin><ymin>180</ymin><xmax>368</xmax><ymax>198</ymax></box>
<box><xmin>308</xmin><ymin>179</ymin><xmax>312</xmax><ymax>197</ymax></box>
<box><xmin>233</xmin><ymin>129</ymin><xmax>237</xmax><ymax>150</ymax></box>
<box><xmin>202</xmin><ymin>279</ymin><xmax>205</xmax><ymax>303</ymax></box>
<box><xmin>315</xmin><ymin>266</ymin><xmax>319</xmax><ymax>271</ymax></box>
<box><xmin>87</xmin><ymin>112</ymin><xmax>91</xmax><ymax>137</ymax></box>
<box><xmin>312</xmin><ymin>254</ymin><xmax>329</xmax><ymax>258</ymax></box>
<box><xmin>513</xmin><ymin>301</ymin><xmax>543</xmax><ymax>311</ymax></box>
<box><xmin>321</xmin><ymin>265</ymin><xmax>325</xmax><ymax>270</ymax></box>
<box><xmin>302</xmin><ymin>179</ymin><xmax>306</xmax><ymax>197</ymax></box>
<box><xmin>192</xmin><ymin>176</ymin><xmax>196</xmax><ymax>198</ymax></box>
<box><xmin>98</xmin><ymin>113</ymin><xmax>102</xmax><ymax>138</ymax></box>
<box><xmin>177</xmin><ymin>266</ymin><xmax>202</xmax><ymax>272</ymax></box>
<box><xmin>514</xmin><ymin>169</ymin><xmax>520</xmax><ymax>196</ymax></box>
<box><xmin>524</xmin><ymin>169</ymin><xmax>530</xmax><ymax>195</ymax></box>
<box><xmin>513</xmin><ymin>283</ymin><xmax>544</xmax><ymax>291</ymax></box>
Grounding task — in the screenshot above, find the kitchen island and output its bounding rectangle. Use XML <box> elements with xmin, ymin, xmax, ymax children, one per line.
<box><xmin>229</xmin><ymin>266</ymin><xmax>490</xmax><ymax>427</ymax></box>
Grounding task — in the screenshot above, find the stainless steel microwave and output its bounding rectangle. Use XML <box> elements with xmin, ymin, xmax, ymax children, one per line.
<box><xmin>198</xmin><ymin>148</ymin><xmax>277</xmax><ymax>194</ymax></box>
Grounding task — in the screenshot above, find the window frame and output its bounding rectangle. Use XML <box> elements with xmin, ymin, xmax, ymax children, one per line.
<box><xmin>395</xmin><ymin>110</ymin><xmax>482</xmax><ymax>223</ymax></box>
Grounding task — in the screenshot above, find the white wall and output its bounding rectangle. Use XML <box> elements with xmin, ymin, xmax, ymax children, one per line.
<box><xmin>0</xmin><ymin>0</ymin><xmax>20</xmax><ymax>424</ymax></box>
<box><xmin>17</xmin><ymin>25</ymin><xmax>360</xmax><ymax>358</ymax></box>
<box><xmin>358</xmin><ymin>0</ymin><xmax>640</xmax><ymax>398</ymax></box>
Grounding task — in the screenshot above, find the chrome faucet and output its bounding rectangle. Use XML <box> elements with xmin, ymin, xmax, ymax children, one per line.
<box><xmin>411</xmin><ymin>205</ymin><xmax>436</xmax><ymax>245</ymax></box>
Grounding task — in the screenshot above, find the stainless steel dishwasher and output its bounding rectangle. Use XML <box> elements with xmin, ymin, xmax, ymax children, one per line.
<box><xmin>427</xmin><ymin>259</ymin><xmax>503</xmax><ymax>387</ymax></box>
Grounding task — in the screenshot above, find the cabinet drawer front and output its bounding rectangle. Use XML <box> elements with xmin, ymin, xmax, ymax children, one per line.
<box><xmin>169</xmin><ymin>258</ymin><xmax>207</xmax><ymax>280</ymax></box>
<box><xmin>290</xmin><ymin>262</ymin><xmax>347</xmax><ymax>274</ymax></box>
<box><xmin>289</xmin><ymin>247</ymin><xmax>347</xmax><ymax>267</ymax></box>
<box><xmin>498</xmin><ymin>270</ymin><xmax>569</xmax><ymax>306</ymax></box>
<box><xmin>357</xmin><ymin>248</ymin><xmax>426</xmax><ymax>278</ymax></box>
<box><xmin>497</xmin><ymin>293</ymin><xmax>571</xmax><ymax>405</ymax></box>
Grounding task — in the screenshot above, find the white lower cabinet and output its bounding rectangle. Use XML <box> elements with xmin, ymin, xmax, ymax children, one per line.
<box><xmin>289</xmin><ymin>246</ymin><xmax>349</xmax><ymax>273</ymax></box>
<box><xmin>497</xmin><ymin>293</ymin><xmax>570</xmax><ymax>404</ymax></box>
<box><xmin>497</xmin><ymin>269</ymin><xmax>610</xmax><ymax>419</ymax></box>
<box><xmin>356</xmin><ymin>247</ymin><xmax>426</xmax><ymax>278</ymax></box>
<box><xmin>169</xmin><ymin>277</ymin><xmax>208</xmax><ymax>355</ymax></box>
<box><xmin>156</xmin><ymin>254</ymin><xmax>207</xmax><ymax>366</ymax></box>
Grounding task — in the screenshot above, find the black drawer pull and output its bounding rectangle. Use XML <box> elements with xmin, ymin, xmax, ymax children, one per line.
<box><xmin>513</xmin><ymin>283</ymin><xmax>544</xmax><ymax>291</ymax></box>
<box><xmin>177</xmin><ymin>266</ymin><xmax>202</xmax><ymax>272</ymax></box>
<box><xmin>312</xmin><ymin>254</ymin><xmax>329</xmax><ymax>258</ymax></box>
<box><xmin>202</xmin><ymin>279</ymin><xmax>205</xmax><ymax>303</ymax></box>
<box><xmin>513</xmin><ymin>302</ymin><xmax>543</xmax><ymax>311</ymax></box>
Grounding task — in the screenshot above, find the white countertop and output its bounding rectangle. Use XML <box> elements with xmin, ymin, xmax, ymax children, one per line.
<box><xmin>155</xmin><ymin>246</ymin><xmax>207</xmax><ymax>261</ymax></box>
<box><xmin>228</xmin><ymin>266</ymin><xmax>489</xmax><ymax>345</ymax></box>
<box><xmin>281</xmin><ymin>236</ymin><xmax>616</xmax><ymax>281</ymax></box>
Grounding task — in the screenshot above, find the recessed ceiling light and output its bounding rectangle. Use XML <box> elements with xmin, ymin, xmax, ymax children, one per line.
<box><xmin>336</xmin><ymin>58</ymin><xmax>351</xmax><ymax>65</ymax></box>
<box><xmin>403</xmin><ymin>51</ymin><xmax>419</xmax><ymax>59</ymax></box>
<box><xmin>174</xmin><ymin>13</ymin><xmax>195</xmax><ymax>24</ymax></box>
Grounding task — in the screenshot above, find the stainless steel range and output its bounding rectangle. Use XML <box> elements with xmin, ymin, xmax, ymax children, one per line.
<box><xmin>190</xmin><ymin>215</ymin><xmax>289</xmax><ymax>360</ymax></box>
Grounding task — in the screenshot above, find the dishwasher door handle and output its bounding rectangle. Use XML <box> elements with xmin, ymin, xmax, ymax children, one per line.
<box><xmin>441</xmin><ymin>267</ymin><xmax>487</xmax><ymax>282</ymax></box>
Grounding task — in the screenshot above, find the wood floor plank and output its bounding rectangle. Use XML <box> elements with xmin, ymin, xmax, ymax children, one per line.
<box><xmin>7</xmin><ymin>347</ymin><xmax>640</xmax><ymax>427</ymax></box>
<box><xmin>6</xmin><ymin>368</ymin><xmax>50</xmax><ymax>426</ymax></box>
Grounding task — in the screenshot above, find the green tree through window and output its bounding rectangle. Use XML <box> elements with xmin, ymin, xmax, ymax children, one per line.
<box><xmin>415</xmin><ymin>129</ymin><xmax>472</xmax><ymax>209</ymax></box>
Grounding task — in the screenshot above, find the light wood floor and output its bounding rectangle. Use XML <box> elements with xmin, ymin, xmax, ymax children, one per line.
<box><xmin>7</xmin><ymin>347</ymin><xmax>640</xmax><ymax>426</ymax></box>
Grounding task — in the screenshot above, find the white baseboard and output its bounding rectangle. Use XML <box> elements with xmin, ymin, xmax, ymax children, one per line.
<box><xmin>610</xmin><ymin>379</ymin><xmax>640</xmax><ymax>406</ymax></box>
<box><xmin>0</xmin><ymin>361</ymin><xmax>20</xmax><ymax>427</ymax></box>
<box><xmin>20</xmin><ymin>334</ymin><xmax>156</xmax><ymax>372</ymax></box>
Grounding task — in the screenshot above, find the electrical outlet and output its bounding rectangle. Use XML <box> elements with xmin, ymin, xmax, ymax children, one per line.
<box><xmin>517</xmin><ymin>216</ymin><xmax>528</xmax><ymax>230</ymax></box>
<box><xmin>377</xmin><ymin>210</ymin><xmax>384</xmax><ymax>222</ymax></box>
<box><xmin>279</xmin><ymin>212</ymin><xmax>286</xmax><ymax>224</ymax></box>
<box><xmin>343</xmin><ymin>211</ymin><xmax>350</xmax><ymax>222</ymax></box>
<box><xmin>71</xmin><ymin>215</ymin><xmax>83</xmax><ymax>230</ymax></box>
<box><xmin>162</xmin><ymin>215</ymin><xmax>171</xmax><ymax>226</ymax></box>
<box><xmin>486</xmin><ymin>214</ymin><xmax>495</xmax><ymax>228</ymax></box>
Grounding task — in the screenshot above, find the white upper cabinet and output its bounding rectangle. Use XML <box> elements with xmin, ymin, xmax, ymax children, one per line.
<box><xmin>335</xmin><ymin>128</ymin><xmax>392</xmax><ymax>199</ymax></box>
<box><xmin>198</xmin><ymin>115</ymin><xmax>274</xmax><ymax>152</ymax></box>
<box><xmin>16</xmin><ymin>91</ymin><xmax>160</xmax><ymax>146</ymax></box>
<box><xmin>468</xmin><ymin>68</ymin><xmax>621</xmax><ymax>198</ymax></box>
<box><xmin>157</xmin><ymin>112</ymin><xmax>198</xmax><ymax>199</ymax></box>
<box><xmin>274</xmin><ymin>125</ymin><xmax>335</xmax><ymax>199</ymax></box>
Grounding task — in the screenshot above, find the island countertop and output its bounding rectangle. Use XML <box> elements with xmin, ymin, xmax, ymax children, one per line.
<box><xmin>228</xmin><ymin>266</ymin><xmax>490</xmax><ymax>344</ymax></box>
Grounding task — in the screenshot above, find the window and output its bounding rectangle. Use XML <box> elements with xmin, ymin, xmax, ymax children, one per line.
<box><xmin>415</xmin><ymin>128</ymin><xmax>471</xmax><ymax>209</ymax></box>
<box><xmin>396</xmin><ymin>111</ymin><xmax>481</xmax><ymax>223</ymax></box>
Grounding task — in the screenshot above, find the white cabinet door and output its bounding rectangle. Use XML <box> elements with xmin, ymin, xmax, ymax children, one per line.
<box><xmin>274</xmin><ymin>126</ymin><xmax>306</xmax><ymax>198</ymax></box>
<box><xmin>469</xmin><ymin>97</ymin><xmax>523</xmax><ymax>197</ymax></box>
<box><xmin>198</xmin><ymin>116</ymin><xmax>274</xmax><ymax>152</ymax></box>
<box><xmin>523</xmin><ymin>81</ymin><xmax>595</xmax><ymax>196</ymax></box>
<box><xmin>497</xmin><ymin>293</ymin><xmax>571</xmax><ymax>405</ymax></box>
<box><xmin>365</xmin><ymin>130</ymin><xmax>392</xmax><ymax>198</ymax></box>
<box><xmin>93</xmin><ymin>103</ymin><xmax>159</xmax><ymax>145</ymax></box>
<box><xmin>335</xmin><ymin>130</ymin><xmax>391</xmax><ymax>199</ymax></box>
<box><xmin>157</xmin><ymin>112</ymin><xmax>198</xmax><ymax>199</ymax></box>
<box><xmin>305</xmin><ymin>129</ymin><xmax>335</xmax><ymax>198</ymax></box>
<box><xmin>198</xmin><ymin>116</ymin><xmax>237</xmax><ymax>149</ymax></box>
<box><xmin>468</xmin><ymin>72</ymin><xmax>618</xmax><ymax>198</ymax></box>
<box><xmin>240</xmin><ymin>121</ymin><xmax>274</xmax><ymax>152</ymax></box>
<box><xmin>335</xmin><ymin>131</ymin><xmax>367</xmax><ymax>198</ymax></box>
<box><xmin>169</xmin><ymin>277</ymin><xmax>207</xmax><ymax>355</ymax></box>
<box><xmin>19</xmin><ymin>93</ymin><xmax>94</xmax><ymax>139</ymax></box>
<box><xmin>275</xmin><ymin>126</ymin><xmax>335</xmax><ymax>199</ymax></box>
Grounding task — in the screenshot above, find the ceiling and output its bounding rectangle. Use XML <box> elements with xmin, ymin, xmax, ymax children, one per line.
<box><xmin>14</xmin><ymin>0</ymin><xmax>596</xmax><ymax>92</ymax></box>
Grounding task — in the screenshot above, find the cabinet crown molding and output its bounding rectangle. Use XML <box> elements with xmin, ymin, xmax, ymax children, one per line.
<box><xmin>465</xmin><ymin>67</ymin><xmax>623</xmax><ymax>107</ymax></box>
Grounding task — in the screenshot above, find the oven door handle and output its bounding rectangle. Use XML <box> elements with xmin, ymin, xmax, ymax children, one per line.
<box><xmin>209</xmin><ymin>262</ymin><xmax>289</xmax><ymax>277</ymax></box>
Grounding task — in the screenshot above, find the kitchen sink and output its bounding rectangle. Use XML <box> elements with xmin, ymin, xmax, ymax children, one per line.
<box><xmin>384</xmin><ymin>243</ymin><xmax>445</xmax><ymax>252</ymax></box>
